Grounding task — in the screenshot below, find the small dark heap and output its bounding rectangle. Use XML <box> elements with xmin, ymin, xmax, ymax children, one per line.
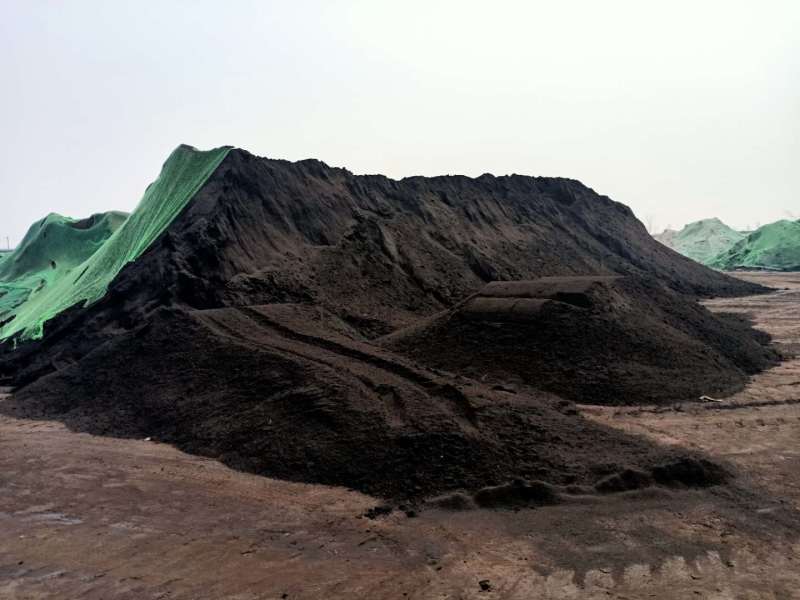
<box><xmin>384</xmin><ymin>275</ymin><xmax>775</xmax><ymax>405</ymax></box>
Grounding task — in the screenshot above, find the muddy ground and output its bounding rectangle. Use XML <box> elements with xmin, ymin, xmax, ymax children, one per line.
<box><xmin>1</xmin><ymin>271</ymin><xmax>799</xmax><ymax>599</ymax></box>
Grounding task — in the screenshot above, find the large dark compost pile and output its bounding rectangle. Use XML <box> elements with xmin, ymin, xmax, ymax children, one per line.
<box><xmin>0</xmin><ymin>146</ymin><xmax>776</xmax><ymax>500</ymax></box>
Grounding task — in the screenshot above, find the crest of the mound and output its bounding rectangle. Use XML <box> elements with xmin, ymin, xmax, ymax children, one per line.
<box><xmin>0</xmin><ymin>144</ymin><xmax>231</xmax><ymax>341</ymax></box>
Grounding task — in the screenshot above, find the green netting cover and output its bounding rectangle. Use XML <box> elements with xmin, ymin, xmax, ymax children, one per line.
<box><xmin>657</xmin><ymin>218</ymin><xmax>744</xmax><ymax>265</ymax></box>
<box><xmin>0</xmin><ymin>144</ymin><xmax>230</xmax><ymax>342</ymax></box>
<box><xmin>0</xmin><ymin>211</ymin><xmax>127</xmax><ymax>330</ymax></box>
<box><xmin>710</xmin><ymin>220</ymin><xmax>800</xmax><ymax>271</ymax></box>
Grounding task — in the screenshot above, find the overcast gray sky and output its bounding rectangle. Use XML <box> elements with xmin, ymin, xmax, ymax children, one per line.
<box><xmin>2</xmin><ymin>0</ymin><xmax>798</xmax><ymax>246</ymax></box>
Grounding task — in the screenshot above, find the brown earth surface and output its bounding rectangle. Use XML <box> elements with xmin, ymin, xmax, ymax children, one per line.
<box><xmin>1</xmin><ymin>271</ymin><xmax>799</xmax><ymax>599</ymax></box>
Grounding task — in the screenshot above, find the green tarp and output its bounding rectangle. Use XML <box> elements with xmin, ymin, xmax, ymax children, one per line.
<box><xmin>0</xmin><ymin>144</ymin><xmax>230</xmax><ymax>342</ymax></box>
<box><xmin>655</xmin><ymin>218</ymin><xmax>744</xmax><ymax>265</ymax></box>
<box><xmin>710</xmin><ymin>220</ymin><xmax>800</xmax><ymax>271</ymax></box>
<box><xmin>0</xmin><ymin>211</ymin><xmax>127</xmax><ymax>333</ymax></box>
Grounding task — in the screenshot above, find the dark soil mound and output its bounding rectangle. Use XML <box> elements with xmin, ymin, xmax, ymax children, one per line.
<box><xmin>0</xmin><ymin>147</ymin><xmax>774</xmax><ymax>500</ymax></box>
<box><xmin>5</xmin><ymin>304</ymin><xmax>733</xmax><ymax>500</ymax></box>
<box><xmin>594</xmin><ymin>458</ymin><xmax>727</xmax><ymax>494</ymax></box>
<box><xmin>383</xmin><ymin>276</ymin><xmax>777</xmax><ymax>405</ymax></box>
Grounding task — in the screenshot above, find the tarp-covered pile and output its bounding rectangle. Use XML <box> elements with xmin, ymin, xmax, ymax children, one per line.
<box><xmin>0</xmin><ymin>145</ymin><xmax>230</xmax><ymax>341</ymax></box>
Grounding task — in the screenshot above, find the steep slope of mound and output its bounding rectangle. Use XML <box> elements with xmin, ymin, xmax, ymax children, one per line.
<box><xmin>0</xmin><ymin>211</ymin><xmax>127</xmax><ymax>326</ymax></box>
<box><xmin>710</xmin><ymin>220</ymin><xmax>800</xmax><ymax>271</ymax></box>
<box><xmin>383</xmin><ymin>276</ymin><xmax>777</xmax><ymax>405</ymax></box>
<box><xmin>6</xmin><ymin>304</ymin><xmax>730</xmax><ymax>499</ymax></box>
<box><xmin>654</xmin><ymin>218</ymin><xmax>745</xmax><ymax>265</ymax></box>
<box><xmin>0</xmin><ymin>145</ymin><xmax>230</xmax><ymax>341</ymax></box>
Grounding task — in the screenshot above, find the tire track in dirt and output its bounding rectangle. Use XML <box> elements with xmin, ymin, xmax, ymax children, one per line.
<box><xmin>193</xmin><ymin>305</ymin><xmax>478</xmax><ymax>428</ymax></box>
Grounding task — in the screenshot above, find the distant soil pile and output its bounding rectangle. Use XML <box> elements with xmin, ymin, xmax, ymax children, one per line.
<box><xmin>656</xmin><ymin>217</ymin><xmax>800</xmax><ymax>272</ymax></box>
<box><xmin>654</xmin><ymin>218</ymin><xmax>744</xmax><ymax>265</ymax></box>
<box><xmin>0</xmin><ymin>146</ymin><xmax>777</xmax><ymax>500</ymax></box>
<box><xmin>383</xmin><ymin>276</ymin><xmax>777</xmax><ymax>405</ymax></box>
<box><xmin>711</xmin><ymin>220</ymin><xmax>800</xmax><ymax>272</ymax></box>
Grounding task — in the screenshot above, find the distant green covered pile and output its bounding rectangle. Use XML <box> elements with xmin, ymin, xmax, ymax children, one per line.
<box><xmin>654</xmin><ymin>218</ymin><xmax>744</xmax><ymax>265</ymax></box>
<box><xmin>710</xmin><ymin>220</ymin><xmax>800</xmax><ymax>271</ymax></box>
<box><xmin>0</xmin><ymin>144</ymin><xmax>230</xmax><ymax>342</ymax></box>
<box><xmin>656</xmin><ymin>217</ymin><xmax>800</xmax><ymax>272</ymax></box>
<box><xmin>0</xmin><ymin>211</ymin><xmax>127</xmax><ymax>332</ymax></box>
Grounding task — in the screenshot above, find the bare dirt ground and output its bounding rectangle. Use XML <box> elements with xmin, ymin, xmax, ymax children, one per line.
<box><xmin>1</xmin><ymin>272</ymin><xmax>799</xmax><ymax>599</ymax></box>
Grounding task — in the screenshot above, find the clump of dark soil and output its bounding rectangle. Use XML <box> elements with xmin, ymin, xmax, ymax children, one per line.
<box><xmin>363</xmin><ymin>505</ymin><xmax>394</xmax><ymax>519</ymax></box>
<box><xmin>595</xmin><ymin>468</ymin><xmax>655</xmax><ymax>494</ymax></box>
<box><xmin>473</xmin><ymin>479</ymin><xmax>560</xmax><ymax>508</ymax></box>
<box><xmin>651</xmin><ymin>457</ymin><xmax>728</xmax><ymax>488</ymax></box>
<box><xmin>0</xmin><ymin>148</ymin><xmax>774</xmax><ymax>501</ymax></box>
<box><xmin>426</xmin><ymin>456</ymin><xmax>730</xmax><ymax>509</ymax></box>
<box><xmin>594</xmin><ymin>457</ymin><xmax>727</xmax><ymax>494</ymax></box>
<box><xmin>383</xmin><ymin>276</ymin><xmax>778</xmax><ymax>405</ymax></box>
